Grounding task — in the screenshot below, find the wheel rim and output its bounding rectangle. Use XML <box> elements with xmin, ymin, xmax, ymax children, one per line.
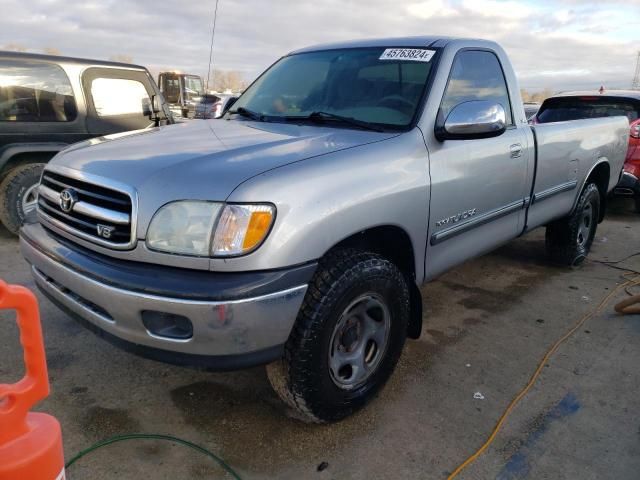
<box><xmin>576</xmin><ymin>203</ymin><xmax>593</xmax><ymax>247</ymax></box>
<box><xmin>21</xmin><ymin>183</ymin><xmax>39</xmax><ymax>217</ymax></box>
<box><xmin>328</xmin><ymin>293</ymin><xmax>391</xmax><ymax>390</ymax></box>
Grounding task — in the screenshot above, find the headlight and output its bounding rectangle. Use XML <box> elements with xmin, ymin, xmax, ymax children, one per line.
<box><xmin>146</xmin><ymin>202</ymin><xmax>275</xmax><ymax>257</ymax></box>
<box><xmin>211</xmin><ymin>204</ymin><xmax>275</xmax><ymax>256</ymax></box>
<box><xmin>146</xmin><ymin>201</ymin><xmax>222</xmax><ymax>256</ymax></box>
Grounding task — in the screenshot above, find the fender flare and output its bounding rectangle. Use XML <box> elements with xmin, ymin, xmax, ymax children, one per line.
<box><xmin>570</xmin><ymin>158</ymin><xmax>610</xmax><ymax>219</ymax></box>
<box><xmin>0</xmin><ymin>143</ymin><xmax>68</xmax><ymax>172</ymax></box>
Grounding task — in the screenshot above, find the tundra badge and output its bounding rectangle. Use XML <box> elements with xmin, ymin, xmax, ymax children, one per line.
<box><xmin>436</xmin><ymin>208</ymin><xmax>477</xmax><ymax>227</ymax></box>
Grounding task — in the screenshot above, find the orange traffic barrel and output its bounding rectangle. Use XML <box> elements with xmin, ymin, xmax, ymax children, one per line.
<box><xmin>0</xmin><ymin>281</ymin><xmax>65</xmax><ymax>480</ymax></box>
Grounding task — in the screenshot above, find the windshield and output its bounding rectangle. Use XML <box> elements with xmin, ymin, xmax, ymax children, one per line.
<box><xmin>230</xmin><ymin>47</ymin><xmax>437</xmax><ymax>129</ymax></box>
<box><xmin>537</xmin><ymin>97</ymin><xmax>640</xmax><ymax>124</ymax></box>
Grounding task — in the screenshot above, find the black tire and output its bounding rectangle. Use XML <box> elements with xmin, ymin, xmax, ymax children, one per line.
<box><xmin>545</xmin><ymin>182</ymin><xmax>600</xmax><ymax>266</ymax></box>
<box><xmin>634</xmin><ymin>196</ymin><xmax>640</xmax><ymax>214</ymax></box>
<box><xmin>267</xmin><ymin>249</ymin><xmax>409</xmax><ymax>423</ymax></box>
<box><xmin>0</xmin><ymin>163</ymin><xmax>46</xmax><ymax>235</ymax></box>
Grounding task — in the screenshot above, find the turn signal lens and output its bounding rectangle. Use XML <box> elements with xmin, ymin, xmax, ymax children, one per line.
<box><xmin>243</xmin><ymin>211</ymin><xmax>274</xmax><ymax>250</ymax></box>
<box><xmin>211</xmin><ymin>204</ymin><xmax>275</xmax><ymax>256</ymax></box>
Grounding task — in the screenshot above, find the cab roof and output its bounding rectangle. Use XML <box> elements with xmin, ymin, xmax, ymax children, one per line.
<box><xmin>289</xmin><ymin>36</ymin><xmax>490</xmax><ymax>55</ymax></box>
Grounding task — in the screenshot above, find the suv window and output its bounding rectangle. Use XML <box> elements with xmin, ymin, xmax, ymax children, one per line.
<box><xmin>441</xmin><ymin>50</ymin><xmax>513</xmax><ymax>125</ymax></box>
<box><xmin>90</xmin><ymin>78</ymin><xmax>150</xmax><ymax>117</ymax></box>
<box><xmin>0</xmin><ymin>59</ymin><xmax>77</xmax><ymax>122</ymax></box>
<box><xmin>536</xmin><ymin>97</ymin><xmax>640</xmax><ymax>124</ymax></box>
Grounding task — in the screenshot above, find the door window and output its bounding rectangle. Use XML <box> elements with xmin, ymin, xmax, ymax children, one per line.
<box><xmin>440</xmin><ymin>50</ymin><xmax>513</xmax><ymax>125</ymax></box>
<box><xmin>0</xmin><ymin>59</ymin><xmax>77</xmax><ymax>122</ymax></box>
<box><xmin>184</xmin><ymin>76</ymin><xmax>203</xmax><ymax>101</ymax></box>
<box><xmin>90</xmin><ymin>77</ymin><xmax>150</xmax><ymax>117</ymax></box>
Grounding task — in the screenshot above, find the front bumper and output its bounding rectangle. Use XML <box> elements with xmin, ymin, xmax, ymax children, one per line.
<box><xmin>20</xmin><ymin>222</ymin><xmax>313</xmax><ymax>370</ymax></box>
<box><xmin>613</xmin><ymin>171</ymin><xmax>640</xmax><ymax>197</ymax></box>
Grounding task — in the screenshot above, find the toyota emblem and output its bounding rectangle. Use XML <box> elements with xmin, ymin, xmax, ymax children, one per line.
<box><xmin>59</xmin><ymin>188</ymin><xmax>78</xmax><ymax>213</ymax></box>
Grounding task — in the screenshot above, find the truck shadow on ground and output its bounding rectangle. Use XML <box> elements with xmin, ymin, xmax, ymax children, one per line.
<box><xmin>118</xmin><ymin>227</ymin><xmax>569</xmax><ymax>476</ymax></box>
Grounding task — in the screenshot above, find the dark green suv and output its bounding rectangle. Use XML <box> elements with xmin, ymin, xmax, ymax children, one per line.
<box><xmin>0</xmin><ymin>51</ymin><xmax>172</xmax><ymax>234</ymax></box>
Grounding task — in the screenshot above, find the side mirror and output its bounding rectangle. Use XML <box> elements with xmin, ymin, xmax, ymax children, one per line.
<box><xmin>143</xmin><ymin>95</ymin><xmax>164</xmax><ymax>126</ymax></box>
<box><xmin>142</xmin><ymin>95</ymin><xmax>162</xmax><ymax>118</ymax></box>
<box><xmin>223</xmin><ymin>97</ymin><xmax>239</xmax><ymax>115</ymax></box>
<box><xmin>435</xmin><ymin>101</ymin><xmax>506</xmax><ymax>141</ymax></box>
<box><xmin>142</xmin><ymin>97</ymin><xmax>152</xmax><ymax>117</ymax></box>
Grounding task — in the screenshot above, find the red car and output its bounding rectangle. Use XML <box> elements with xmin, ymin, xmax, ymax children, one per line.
<box><xmin>533</xmin><ymin>90</ymin><xmax>640</xmax><ymax>212</ymax></box>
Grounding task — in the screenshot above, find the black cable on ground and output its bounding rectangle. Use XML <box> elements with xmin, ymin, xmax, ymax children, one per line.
<box><xmin>591</xmin><ymin>260</ymin><xmax>640</xmax><ymax>276</ymax></box>
<box><xmin>595</xmin><ymin>251</ymin><xmax>640</xmax><ymax>265</ymax></box>
<box><xmin>590</xmin><ymin>249</ymin><xmax>640</xmax><ymax>276</ymax></box>
<box><xmin>65</xmin><ymin>433</ymin><xmax>242</xmax><ymax>479</ymax></box>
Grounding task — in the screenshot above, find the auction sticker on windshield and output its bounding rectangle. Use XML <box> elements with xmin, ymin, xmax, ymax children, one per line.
<box><xmin>379</xmin><ymin>49</ymin><xmax>435</xmax><ymax>62</ymax></box>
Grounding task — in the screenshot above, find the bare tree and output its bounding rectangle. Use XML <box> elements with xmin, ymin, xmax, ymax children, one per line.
<box><xmin>4</xmin><ymin>43</ymin><xmax>27</xmax><ymax>52</ymax></box>
<box><xmin>109</xmin><ymin>54</ymin><xmax>134</xmax><ymax>64</ymax></box>
<box><xmin>521</xmin><ymin>88</ymin><xmax>555</xmax><ymax>104</ymax></box>
<box><xmin>209</xmin><ymin>69</ymin><xmax>248</xmax><ymax>93</ymax></box>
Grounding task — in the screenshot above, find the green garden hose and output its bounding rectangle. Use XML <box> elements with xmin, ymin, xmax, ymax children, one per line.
<box><xmin>65</xmin><ymin>433</ymin><xmax>242</xmax><ymax>479</ymax></box>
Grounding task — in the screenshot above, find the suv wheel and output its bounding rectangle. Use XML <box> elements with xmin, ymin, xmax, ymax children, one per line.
<box><xmin>267</xmin><ymin>249</ymin><xmax>409</xmax><ymax>423</ymax></box>
<box><xmin>545</xmin><ymin>182</ymin><xmax>600</xmax><ymax>266</ymax></box>
<box><xmin>0</xmin><ymin>163</ymin><xmax>46</xmax><ymax>235</ymax></box>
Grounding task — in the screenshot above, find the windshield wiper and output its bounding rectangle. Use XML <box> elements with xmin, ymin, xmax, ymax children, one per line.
<box><xmin>286</xmin><ymin>111</ymin><xmax>385</xmax><ymax>132</ymax></box>
<box><xmin>228</xmin><ymin>107</ymin><xmax>264</xmax><ymax>121</ymax></box>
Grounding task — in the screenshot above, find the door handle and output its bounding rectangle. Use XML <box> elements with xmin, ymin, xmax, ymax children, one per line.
<box><xmin>510</xmin><ymin>143</ymin><xmax>523</xmax><ymax>158</ymax></box>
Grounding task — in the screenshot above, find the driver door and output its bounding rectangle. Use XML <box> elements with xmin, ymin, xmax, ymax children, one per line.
<box><xmin>425</xmin><ymin>49</ymin><xmax>530</xmax><ymax>279</ymax></box>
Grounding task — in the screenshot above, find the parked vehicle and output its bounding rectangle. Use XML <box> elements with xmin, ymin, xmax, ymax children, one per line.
<box><xmin>523</xmin><ymin>102</ymin><xmax>540</xmax><ymax>120</ymax></box>
<box><xmin>532</xmin><ymin>90</ymin><xmax>640</xmax><ymax>212</ymax></box>
<box><xmin>157</xmin><ymin>72</ymin><xmax>204</xmax><ymax>118</ymax></box>
<box><xmin>0</xmin><ymin>51</ymin><xmax>172</xmax><ymax>234</ymax></box>
<box><xmin>194</xmin><ymin>93</ymin><xmax>237</xmax><ymax>119</ymax></box>
<box><xmin>21</xmin><ymin>37</ymin><xmax>628</xmax><ymax>422</ymax></box>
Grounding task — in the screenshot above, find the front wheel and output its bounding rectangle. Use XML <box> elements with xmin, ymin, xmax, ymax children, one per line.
<box><xmin>0</xmin><ymin>163</ymin><xmax>46</xmax><ymax>235</ymax></box>
<box><xmin>545</xmin><ymin>182</ymin><xmax>600</xmax><ymax>266</ymax></box>
<box><xmin>267</xmin><ymin>249</ymin><xmax>409</xmax><ymax>423</ymax></box>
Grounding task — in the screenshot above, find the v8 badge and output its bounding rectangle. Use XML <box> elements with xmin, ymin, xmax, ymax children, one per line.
<box><xmin>96</xmin><ymin>224</ymin><xmax>115</xmax><ymax>239</ymax></box>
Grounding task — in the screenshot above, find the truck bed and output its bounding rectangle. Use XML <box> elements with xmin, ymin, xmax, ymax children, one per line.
<box><xmin>527</xmin><ymin>116</ymin><xmax>629</xmax><ymax>229</ymax></box>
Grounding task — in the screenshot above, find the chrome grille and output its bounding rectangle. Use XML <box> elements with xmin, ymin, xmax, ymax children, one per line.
<box><xmin>37</xmin><ymin>171</ymin><xmax>134</xmax><ymax>248</ymax></box>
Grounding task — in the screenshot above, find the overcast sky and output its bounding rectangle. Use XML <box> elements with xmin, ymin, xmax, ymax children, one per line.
<box><xmin>3</xmin><ymin>0</ymin><xmax>639</xmax><ymax>91</ymax></box>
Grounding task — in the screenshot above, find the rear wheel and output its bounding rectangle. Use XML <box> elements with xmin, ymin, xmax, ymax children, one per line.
<box><xmin>0</xmin><ymin>163</ymin><xmax>46</xmax><ymax>235</ymax></box>
<box><xmin>545</xmin><ymin>182</ymin><xmax>600</xmax><ymax>266</ymax></box>
<box><xmin>267</xmin><ymin>249</ymin><xmax>409</xmax><ymax>423</ymax></box>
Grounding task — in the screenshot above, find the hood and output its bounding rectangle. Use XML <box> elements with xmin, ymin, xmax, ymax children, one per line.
<box><xmin>52</xmin><ymin>120</ymin><xmax>397</xmax><ymax>230</ymax></box>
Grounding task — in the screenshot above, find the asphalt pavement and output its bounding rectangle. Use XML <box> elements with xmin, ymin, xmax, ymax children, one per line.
<box><xmin>1</xmin><ymin>197</ymin><xmax>638</xmax><ymax>479</ymax></box>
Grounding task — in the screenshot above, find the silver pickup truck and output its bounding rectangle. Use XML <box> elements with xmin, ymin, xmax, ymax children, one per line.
<box><xmin>20</xmin><ymin>37</ymin><xmax>628</xmax><ymax>422</ymax></box>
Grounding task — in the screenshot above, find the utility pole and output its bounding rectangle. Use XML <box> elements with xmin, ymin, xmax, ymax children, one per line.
<box><xmin>205</xmin><ymin>0</ymin><xmax>220</xmax><ymax>93</ymax></box>
<box><xmin>633</xmin><ymin>51</ymin><xmax>640</xmax><ymax>90</ymax></box>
